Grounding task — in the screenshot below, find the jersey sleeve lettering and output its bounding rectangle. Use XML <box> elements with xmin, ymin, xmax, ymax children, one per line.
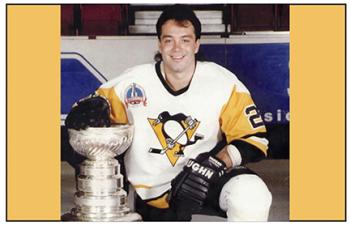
<box><xmin>96</xmin><ymin>87</ymin><xmax>128</xmax><ymax>124</ymax></box>
<box><xmin>219</xmin><ymin>86</ymin><xmax>268</xmax><ymax>159</ymax></box>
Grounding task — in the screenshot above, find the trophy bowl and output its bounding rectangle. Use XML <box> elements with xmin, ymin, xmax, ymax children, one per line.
<box><xmin>63</xmin><ymin>124</ymin><xmax>142</xmax><ymax>221</ymax></box>
<box><xmin>68</xmin><ymin>124</ymin><xmax>134</xmax><ymax>160</ymax></box>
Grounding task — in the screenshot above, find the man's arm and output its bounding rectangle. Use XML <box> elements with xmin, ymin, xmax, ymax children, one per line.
<box><xmin>216</xmin><ymin>146</ymin><xmax>233</xmax><ymax>169</ymax></box>
<box><xmin>216</xmin><ymin>141</ymin><xmax>266</xmax><ymax>170</ymax></box>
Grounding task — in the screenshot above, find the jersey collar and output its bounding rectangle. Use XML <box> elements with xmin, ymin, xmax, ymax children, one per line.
<box><xmin>155</xmin><ymin>61</ymin><xmax>195</xmax><ymax>96</ymax></box>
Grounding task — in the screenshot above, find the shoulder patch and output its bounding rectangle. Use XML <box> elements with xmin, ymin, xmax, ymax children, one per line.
<box><xmin>124</xmin><ymin>83</ymin><xmax>147</xmax><ymax>108</ymax></box>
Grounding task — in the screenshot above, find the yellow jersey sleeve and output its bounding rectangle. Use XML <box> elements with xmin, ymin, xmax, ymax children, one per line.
<box><xmin>96</xmin><ymin>87</ymin><xmax>128</xmax><ymax>124</ymax></box>
<box><xmin>220</xmin><ymin>86</ymin><xmax>268</xmax><ymax>157</ymax></box>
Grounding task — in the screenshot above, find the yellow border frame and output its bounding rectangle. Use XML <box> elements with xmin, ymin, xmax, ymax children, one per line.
<box><xmin>7</xmin><ymin>5</ymin><xmax>61</xmax><ymax>220</ymax></box>
<box><xmin>6</xmin><ymin>4</ymin><xmax>346</xmax><ymax>221</ymax></box>
<box><xmin>290</xmin><ymin>5</ymin><xmax>345</xmax><ymax>221</ymax></box>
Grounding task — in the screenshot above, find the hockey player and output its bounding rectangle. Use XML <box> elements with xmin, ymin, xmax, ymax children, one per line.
<box><xmin>65</xmin><ymin>4</ymin><xmax>272</xmax><ymax>221</ymax></box>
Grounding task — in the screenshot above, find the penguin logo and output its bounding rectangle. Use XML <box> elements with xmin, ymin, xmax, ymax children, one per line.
<box><xmin>148</xmin><ymin>111</ymin><xmax>204</xmax><ymax>166</ymax></box>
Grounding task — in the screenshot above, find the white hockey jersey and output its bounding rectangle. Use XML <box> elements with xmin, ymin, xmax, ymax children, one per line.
<box><xmin>96</xmin><ymin>61</ymin><xmax>268</xmax><ymax>208</ymax></box>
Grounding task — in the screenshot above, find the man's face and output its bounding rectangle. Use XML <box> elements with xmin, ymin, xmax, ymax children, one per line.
<box><xmin>158</xmin><ymin>20</ymin><xmax>200</xmax><ymax>74</ymax></box>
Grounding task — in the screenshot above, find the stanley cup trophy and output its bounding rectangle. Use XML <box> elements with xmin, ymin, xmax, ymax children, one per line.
<box><xmin>62</xmin><ymin>124</ymin><xmax>142</xmax><ymax>221</ymax></box>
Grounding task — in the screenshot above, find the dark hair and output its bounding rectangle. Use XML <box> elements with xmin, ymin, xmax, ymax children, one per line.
<box><xmin>156</xmin><ymin>4</ymin><xmax>202</xmax><ymax>40</ymax></box>
<box><xmin>155</xmin><ymin>4</ymin><xmax>205</xmax><ymax>62</ymax></box>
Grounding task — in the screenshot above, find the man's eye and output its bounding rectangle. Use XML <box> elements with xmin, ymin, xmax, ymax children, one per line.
<box><xmin>182</xmin><ymin>39</ymin><xmax>190</xmax><ymax>43</ymax></box>
<box><xmin>164</xmin><ymin>39</ymin><xmax>172</xmax><ymax>43</ymax></box>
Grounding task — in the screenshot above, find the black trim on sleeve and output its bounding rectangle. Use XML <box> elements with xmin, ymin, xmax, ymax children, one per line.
<box><xmin>241</xmin><ymin>132</ymin><xmax>267</xmax><ymax>139</ymax></box>
<box><xmin>155</xmin><ymin>61</ymin><xmax>190</xmax><ymax>96</ymax></box>
<box><xmin>208</xmin><ymin>138</ymin><xmax>227</xmax><ymax>156</ymax></box>
<box><xmin>230</xmin><ymin>140</ymin><xmax>266</xmax><ymax>165</ymax></box>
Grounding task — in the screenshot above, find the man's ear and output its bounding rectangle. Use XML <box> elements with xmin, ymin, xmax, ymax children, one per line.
<box><xmin>195</xmin><ymin>39</ymin><xmax>200</xmax><ymax>54</ymax></box>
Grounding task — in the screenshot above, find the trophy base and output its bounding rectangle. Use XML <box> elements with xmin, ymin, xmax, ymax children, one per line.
<box><xmin>61</xmin><ymin>211</ymin><xmax>142</xmax><ymax>222</ymax></box>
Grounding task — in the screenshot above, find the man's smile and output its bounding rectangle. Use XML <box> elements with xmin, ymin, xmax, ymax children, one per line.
<box><xmin>171</xmin><ymin>55</ymin><xmax>185</xmax><ymax>61</ymax></box>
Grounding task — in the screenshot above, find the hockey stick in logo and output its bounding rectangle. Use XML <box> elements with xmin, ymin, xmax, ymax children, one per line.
<box><xmin>149</xmin><ymin>116</ymin><xmax>203</xmax><ymax>156</ymax></box>
<box><xmin>150</xmin><ymin>122</ymin><xmax>191</xmax><ymax>155</ymax></box>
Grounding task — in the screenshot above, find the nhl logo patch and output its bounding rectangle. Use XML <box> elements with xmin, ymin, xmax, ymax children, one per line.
<box><xmin>124</xmin><ymin>83</ymin><xmax>147</xmax><ymax>107</ymax></box>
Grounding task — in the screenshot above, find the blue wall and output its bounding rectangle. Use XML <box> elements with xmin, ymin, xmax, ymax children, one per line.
<box><xmin>61</xmin><ymin>58</ymin><xmax>103</xmax><ymax>114</ymax></box>
<box><xmin>201</xmin><ymin>43</ymin><xmax>290</xmax><ymax>125</ymax></box>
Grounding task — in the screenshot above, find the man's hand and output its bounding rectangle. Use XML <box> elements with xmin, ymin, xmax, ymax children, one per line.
<box><xmin>169</xmin><ymin>152</ymin><xmax>227</xmax><ymax>212</ymax></box>
<box><xmin>65</xmin><ymin>95</ymin><xmax>111</xmax><ymax>130</ymax></box>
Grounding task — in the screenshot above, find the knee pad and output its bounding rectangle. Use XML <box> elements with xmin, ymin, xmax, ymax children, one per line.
<box><xmin>219</xmin><ymin>174</ymin><xmax>272</xmax><ymax>221</ymax></box>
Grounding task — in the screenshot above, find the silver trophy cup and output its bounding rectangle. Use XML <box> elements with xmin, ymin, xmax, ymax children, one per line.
<box><xmin>62</xmin><ymin>125</ymin><xmax>141</xmax><ymax>221</ymax></box>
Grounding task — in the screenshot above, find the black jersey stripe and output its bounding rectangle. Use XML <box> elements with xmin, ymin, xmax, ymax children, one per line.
<box><xmin>230</xmin><ymin>140</ymin><xmax>266</xmax><ymax>165</ymax></box>
<box><xmin>241</xmin><ymin>132</ymin><xmax>267</xmax><ymax>139</ymax></box>
<box><xmin>155</xmin><ymin>61</ymin><xmax>191</xmax><ymax>96</ymax></box>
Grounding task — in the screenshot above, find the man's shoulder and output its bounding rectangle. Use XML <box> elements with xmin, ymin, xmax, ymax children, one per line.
<box><xmin>197</xmin><ymin>61</ymin><xmax>237</xmax><ymax>81</ymax></box>
<box><xmin>197</xmin><ymin>61</ymin><xmax>249</xmax><ymax>93</ymax></box>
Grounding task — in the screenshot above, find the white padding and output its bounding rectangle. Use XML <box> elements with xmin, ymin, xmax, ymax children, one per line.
<box><xmin>219</xmin><ymin>174</ymin><xmax>272</xmax><ymax>221</ymax></box>
<box><xmin>226</xmin><ymin>144</ymin><xmax>242</xmax><ymax>167</ymax></box>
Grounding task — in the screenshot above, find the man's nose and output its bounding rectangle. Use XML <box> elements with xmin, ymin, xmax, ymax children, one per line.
<box><xmin>172</xmin><ymin>40</ymin><xmax>181</xmax><ymax>51</ymax></box>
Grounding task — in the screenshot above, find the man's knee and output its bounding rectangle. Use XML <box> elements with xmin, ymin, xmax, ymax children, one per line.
<box><xmin>219</xmin><ymin>174</ymin><xmax>272</xmax><ymax>221</ymax></box>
